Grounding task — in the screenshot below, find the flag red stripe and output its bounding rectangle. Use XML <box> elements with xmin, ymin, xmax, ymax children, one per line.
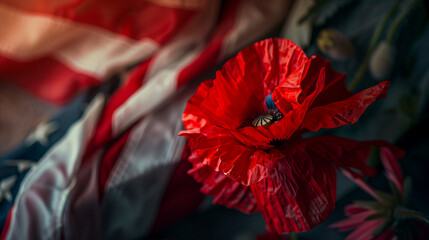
<box><xmin>0</xmin><ymin>207</ymin><xmax>13</xmax><ymax>240</ymax></box>
<box><xmin>0</xmin><ymin>1</ymin><xmax>198</xmax><ymax>42</ymax></box>
<box><xmin>0</xmin><ymin>55</ymin><xmax>99</xmax><ymax>104</ymax></box>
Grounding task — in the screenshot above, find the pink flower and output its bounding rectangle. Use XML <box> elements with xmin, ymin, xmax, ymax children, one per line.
<box><xmin>331</xmin><ymin>148</ymin><xmax>429</xmax><ymax>240</ymax></box>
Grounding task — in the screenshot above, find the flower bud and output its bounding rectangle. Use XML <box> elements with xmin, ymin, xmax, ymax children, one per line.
<box><xmin>369</xmin><ymin>42</ymin><xmax>395</xmax><ymax>80</ymax></box>
<box><xmin>316</xmin><ymin>29</ymin><xmax>354</xmax><ymax>60</ymax></box>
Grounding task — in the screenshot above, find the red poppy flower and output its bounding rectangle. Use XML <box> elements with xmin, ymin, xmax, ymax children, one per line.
<box><xmin>179</xmin><ymin>38</ymin><xmax>400</xmax><ymax>233</ymax></box>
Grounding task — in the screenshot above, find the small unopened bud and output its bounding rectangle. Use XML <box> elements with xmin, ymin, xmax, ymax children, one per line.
<box><xmin>369</xmin><ymin>42</ymin><xmax>395</xmax><ymax>80</ymax></box>
<box><xmin>317</xmin><ymin>29</ymin><xmax>355</xmax><ymax>60</ymax></box>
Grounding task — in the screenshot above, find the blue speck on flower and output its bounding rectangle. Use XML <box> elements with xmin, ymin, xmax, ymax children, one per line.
<box><xmin>265</xmin><ymin>94</ymin><xmax>275</xmax><ymax>110</ymax></box>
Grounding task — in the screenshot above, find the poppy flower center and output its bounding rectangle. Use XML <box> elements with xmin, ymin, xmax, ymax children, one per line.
<box><xmin>250</xmin><ymin>95</ymin><xmax>283</xmax><ymax>127</ymax></box>
<box><xmin>252</xmin><ymin>115</ymin><xmax>273</xmax><ymax>126</ymax></box>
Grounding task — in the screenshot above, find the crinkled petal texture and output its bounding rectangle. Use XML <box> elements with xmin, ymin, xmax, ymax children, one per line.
<box><xmin>188</xmin><ymin>154</ymin><xmax>258</xmax><ymax>214</ymax></box>
<box><xmin>179</xmin><ymin>38</ymin><xmax>395</xmax><ymax>233</ymax></box>
<box><xmin>250</xmin><ymin>136</ymin><xmax>397</xmax><ymax>233</ymax></box>
<box><xmin>187</xmin><ymin>136</ymin><xmax>399</xmax><ymax>233</ymax></box>
<box><xmin>251</xmin><ymin>146</ymin><xmax>337</xmax><ymax>233</ymax></box>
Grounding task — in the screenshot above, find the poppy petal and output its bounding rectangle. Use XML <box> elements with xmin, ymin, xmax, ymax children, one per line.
<box><xmin>182</xmin><ymin>132</ymin><xmax>283</xmax><ymax>185</ymax></box>
<box><xmin>300</xmin><ymin>81</ymin><xmax>390</xmax><ymax>132</ymax></box>
<box><xmin>285</xmin><ymin>136</ymin><xmax>377</xmax><ymax>177</ymax></box>
<box><xmin>250</xmin><ymin>148</ymin><xmax>337</xmax><ymax>233</ymax></box>
<box><xmin>310</xmin><ymin>57</ymin><xmax>351</xmax><ymax>107</ymax></box>
<box><xmin>188</xmin><ymin>156</ymin><xmax>258</xmax><ymax>214</ymax></box>
<box><xmin>182</xmin><ymin>80</ymin><xmax>214</xmax><ymax>131</ymax></box>
<box><xmin>288</xmin><ymin>136</ymin><xmax>403</xmax><ymax>178</ymax></box>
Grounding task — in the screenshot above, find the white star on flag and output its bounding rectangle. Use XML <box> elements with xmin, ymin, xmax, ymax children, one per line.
<box><xmin>0</xmin><ymin>175</ymin><xmax>17</xmax><ymax>203</ymax></box>
<box><xmin>3</xmin><ymin>160</ymin><xmax>36</xmax><ymax>173</ymax></box>
<box><xmin>25</xmin><ymin>122</ymin><xmax>59</xmax><ymax>146</ymax></box>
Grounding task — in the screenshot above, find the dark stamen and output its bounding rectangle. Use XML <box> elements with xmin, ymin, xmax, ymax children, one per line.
<box><xmin>267</xmin><ymin>108</ymin><xmax>284</xmax><ymax>122</ymax></box>
<box><xmin>238</xmin><ymin>112</ymin><xmax>265</xmax><ymax>128</ymax></box>
<box><xmin>268</xmin><ymin>138</ymin><xmax>287</xmax><ymax>146</ymax></box>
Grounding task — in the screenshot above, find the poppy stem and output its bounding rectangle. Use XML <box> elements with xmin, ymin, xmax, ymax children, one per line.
<box><xmin>348</xmin><ymin>0</ymin><xmax>402</xmax><ymax>92</ymax></box>
<box><xmin>386</xmin><ymin>0</ymin><xmax>423</xmax><ymax>44</ymax></box>
<box><xmin>395</xmin><ymin>207</ymin><xmax>429</xmax><ymax>224</ymax></box>
<box><xmin>290</xmin><ymin>232</ymin><xmax>298</xmax><ymax>240</ymax></box>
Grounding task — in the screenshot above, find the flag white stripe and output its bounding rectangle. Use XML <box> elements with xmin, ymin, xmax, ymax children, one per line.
<box><xmin>0</xmin><ymin>3</ymin><xmax>159</xmax><ymax>78</ymax></box>
<box><xmin>219</xmin><ymin>0</ymin><xmax>290</xmax><ymax>59</ymax></box>
<box><xmin>63</xmin><ymin>151</ymin><xmax>103</xmax><ymax>240</ymax></box>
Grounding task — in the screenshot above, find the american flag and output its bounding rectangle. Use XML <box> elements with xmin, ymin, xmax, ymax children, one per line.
<box><xmin>0</xmin><ymin>0</ymin><xmax>290</xmax><ymax>239</ymax></box>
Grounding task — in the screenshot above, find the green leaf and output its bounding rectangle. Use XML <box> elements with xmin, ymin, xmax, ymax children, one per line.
<box><xmin>395</xmin><ymin>208</ymin><xmax>429</xmax><ymax>225</ymax></box>
<box><xmin>388</xmin><ymin>180</ymin><xmax>402</xmax><ymax>204</ymax></box>
<box><xmin>374</xmin><ymin>190</ymin><xmax>396</xmax><ymax>206</ymax></box>
<box><xmin>365</xmin><ymin>211</ymin><xmax>389</xmax><ymax>221</ymax></box>
<box><xmin>401</xmin><ymin>177</ymin><xmax>413</xmax><ymax>207</ymax></box>
<box><xmin>354</xmin><ymin>200</ymin><xmax>388</xmax><ymax>211</ymax></box>
<box><xmin>399</xmin><ymin>93</ymin><xmax>420</xmax><ymax>118</ymax></box>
